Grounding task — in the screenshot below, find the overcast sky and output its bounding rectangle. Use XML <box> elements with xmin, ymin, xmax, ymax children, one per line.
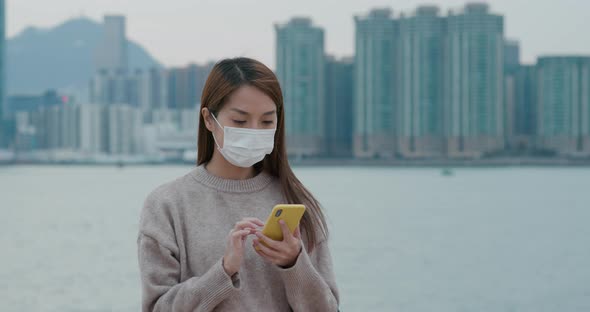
<box><xmin>6</xmin><ymin>0</ymin><xmax>590</xmax><ymax>68</ymax></box>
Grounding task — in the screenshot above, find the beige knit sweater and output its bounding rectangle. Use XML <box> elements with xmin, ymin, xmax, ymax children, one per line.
<box><xmin>137</xmin><ymin>164</ymin><xmax>340</xmax><ymax>311</ymax></box>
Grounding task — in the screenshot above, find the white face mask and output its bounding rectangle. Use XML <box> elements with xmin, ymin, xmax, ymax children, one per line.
<box><xmin>210</xmin><ymin>112</ymin><xmax>276</xmax><ymax>168</ymax></box>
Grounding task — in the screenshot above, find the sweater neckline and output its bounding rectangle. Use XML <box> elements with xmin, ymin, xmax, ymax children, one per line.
<box><xmin>189</xmin><ymin>163</ymin><xmax>273</xmax><ymax>193</ymax></box>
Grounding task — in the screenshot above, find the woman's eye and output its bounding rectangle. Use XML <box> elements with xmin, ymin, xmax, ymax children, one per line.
<box><xmin>263</xmin><ymin>121</ymin><xmax>274</xmax><ymax>125</ymax></box>
<box><xmin>232</xmin><ymin>120</ymin><xmax>246</xmax><ymax>125</ymax></box>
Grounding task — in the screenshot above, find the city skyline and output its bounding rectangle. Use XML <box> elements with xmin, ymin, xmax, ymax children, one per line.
<box><xmin>2</xmin><ymin>1</ymin><xmax>590</xmax><ymax>162</ymax></box>
<box><xmin>5</xmin><ymin>0</ymin><xmax>590</xmax><ymax>68</ymax></box>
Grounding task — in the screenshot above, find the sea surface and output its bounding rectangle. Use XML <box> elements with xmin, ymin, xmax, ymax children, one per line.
<box><xmin>1</xmin><ymin>165</ymin><xmax>589</xmax><ymax>311</ymax></box>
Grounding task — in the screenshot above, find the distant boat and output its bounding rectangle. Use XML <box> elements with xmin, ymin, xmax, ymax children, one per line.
<box><xmin>441</xmin><ymin>167</ymin><xmax>454</xmax><ymax>176</ymax></box>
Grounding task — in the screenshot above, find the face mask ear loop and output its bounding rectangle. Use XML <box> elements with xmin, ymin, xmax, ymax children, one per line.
<box><xmin>209</xmin><ymin>111</ymin><xmax>223</xmax><ymax>150</ymax></box>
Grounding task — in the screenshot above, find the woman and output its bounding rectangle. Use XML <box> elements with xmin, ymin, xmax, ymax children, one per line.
<box><xmin>137</xmin><ymin>57</ymin><xmax>340</xmax><ymax>311</ymax></box>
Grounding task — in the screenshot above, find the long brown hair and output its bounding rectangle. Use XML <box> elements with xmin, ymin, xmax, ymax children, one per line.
<box><xmin>197</xmin><ymin>57</ymin><xmax>328</xmax><ymax>252</ymax></box>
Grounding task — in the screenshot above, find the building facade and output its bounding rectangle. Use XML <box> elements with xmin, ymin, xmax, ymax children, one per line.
<box><xmin>354</xmin><ymin>9</ymin><xmax>398</xmax><ymax>158</ymax></box>
<box><xmin>444</xmin><ymin>3</ymin><xmax>505</xmax><ymax>158</ymax></box>
<box><xmin>398</xmin><ymin>6</ymin><xmax>445</xmax><ymax>158</ymax></box>
<box><xmin>536</xmin><ymin>56</ymin><xmax>590</xmax><ymax>156</ymax></box>
<box><xmin>324</xmin><ymin>55</ymin><xmax>353</xmax><ymax>158</ymax></box>
<box><xmin>95</xmin><ymin>15</ymin><xmax>128</xmax><ymax>73</ymax></box>
<box><xmin>276</xmin><ymin>17</ymin><xmax>325</xmax><ymax>157</ymax></box>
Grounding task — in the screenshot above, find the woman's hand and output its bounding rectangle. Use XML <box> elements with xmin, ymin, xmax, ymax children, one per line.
<box><xmin>252</xmin><ymin>219</ymin><xmax>303</xmax><ymax>268</ymax></box>
<box><xmin>223</xmin><ymin>217</ymin><xmax>264</xmax><ymax>276</ymax></box>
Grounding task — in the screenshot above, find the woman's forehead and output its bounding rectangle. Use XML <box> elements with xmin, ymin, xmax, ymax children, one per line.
<box><xmin>224</xmin><ymin>85</ymin><xmax>276</xmax><ymax>114</ymax></box>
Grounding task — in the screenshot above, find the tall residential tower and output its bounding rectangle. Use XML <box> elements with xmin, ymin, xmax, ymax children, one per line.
<box><xmin>398</xmin><ymin>6</ymin><xmax>445</xmax><ymax>158</ymax></box>
<box><xmin>444</xmin><ymin>3</ymin><xmax>505</xmax><ymax>158</ymax></box>
<box><xmin>95</xmin><ymin>15</ymin><xmax>128</xmax><ymax>73</ymax></box>
<box><xmin>536</xmin><ymin>56</ymin><xmax>590</xmax><ymax>156</ymax></box>
<box><xmin>275</xmin><ymin>17</ymin><xmax>325</xmax><ymax>157</ymax></box>
<box><xmin>354</xmin><ymin>9</ymin><xmax>398</xmax><ymax>158</ymax></box>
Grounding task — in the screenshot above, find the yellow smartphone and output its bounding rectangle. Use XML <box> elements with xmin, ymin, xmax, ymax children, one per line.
<box><xmin>256</xmin><ymin>204</ymin><xmax>306</xmax><ymax>250</ymax></box>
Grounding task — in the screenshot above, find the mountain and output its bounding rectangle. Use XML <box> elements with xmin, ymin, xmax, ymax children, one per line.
<box><xmin>6</xmin><ymin>17</ymin><xmax>162</xmax><ymax>94</ymax></box>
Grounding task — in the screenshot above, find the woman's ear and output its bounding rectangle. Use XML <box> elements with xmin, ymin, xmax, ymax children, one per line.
<box><xmin>201</xmin><ymin>107</ymin><xmax>215</xmax><ymax>132</ymax></box>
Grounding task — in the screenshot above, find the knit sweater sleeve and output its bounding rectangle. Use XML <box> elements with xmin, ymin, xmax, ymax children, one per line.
<box><xmin>275</xmin><ymin>238</ymin><xmax>340</xmax><ymax>312</ymax></box>
<box><xmin>137</xmin><ymin>189</ymin><xmax>239</xmax><ymax>312</ymax></box>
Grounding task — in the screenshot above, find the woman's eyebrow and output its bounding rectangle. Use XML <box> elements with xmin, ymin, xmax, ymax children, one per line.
<box><xmin>230</xmin><ymin>108</ymin><xmax>249</xmax><ymax>115</ymax></box>
<box><xmin>230</xmin><ymin>108</ymin><xmax>276</xmax><ymax>116</ymax></box>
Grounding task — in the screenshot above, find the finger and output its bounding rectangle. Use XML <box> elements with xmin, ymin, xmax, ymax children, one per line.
<box><xmin>231</xmin><ymin>229</ymin><xmax>251</xmax><ymax>250</ymax></box>
<box><xmin>230</xmin><ymin>227</ymin><xmax>257</xmax><ymax>237</ymax></box>
<box><xmin>235</xmin><ymin>220</ymin><xmax>261</xmax><ymax>230</ymax></box>
<box><xmin>243</xmin><ymin>217</ymin><xmax>265</xmax><ymax>227</ymax></box>
<box><xmin>253</xmin><ymin>241</ymin><xmax>283</xmax><ymax>265</ymax></box>
<box><xmin>253</xmin><ymin>244</ymin><xmax>274</xmax><ymax>263</ymax></box>
<box><xmin>231</xmin><ymin>229</ymin><xmax>252</xmax><ymax>241</ymax></box>
<box><xmin>253</xmin><ymin>238</ymin><xmax>282</xmax><ymax>259</ymax></box>
<box><xmin>234</xmin><ymin>220</ymin><xmax>262</xmax><ymax>231</ymax></box>
<box><xmin>294</xmin><ymin>225</ymin><xmax>301</xmax><ymax>239</ymax></box>
<box><xmin>254</xmin><ymin>231</ymin><xmax>283</xmax><ymax>251</ymax></box>
<box><xmin>278</xmin><ymin>219</ymin><xmax>293</xmax><ymax>242</ymax></box>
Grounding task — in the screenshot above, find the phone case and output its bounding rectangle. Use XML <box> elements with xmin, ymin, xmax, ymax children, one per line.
<box><xmin>256</xmin><ymin>204</ymin><xmax>306</xmax><ymax>250</ymax></box>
